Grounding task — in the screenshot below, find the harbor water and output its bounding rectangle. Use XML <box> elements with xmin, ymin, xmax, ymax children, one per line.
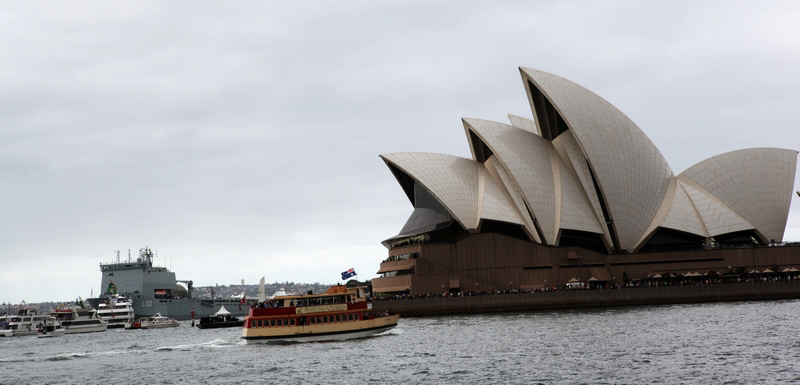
<box><xmin>2</xmin><ymin>300</ymin><xmax>800</xmax><ymax>384</ymax></box>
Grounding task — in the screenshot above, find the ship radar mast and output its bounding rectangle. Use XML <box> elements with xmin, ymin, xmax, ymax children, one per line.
<box><xmin>140</xmin><ymin>247</ymin><xmax>154</xmax><ymax>268</ymax></box>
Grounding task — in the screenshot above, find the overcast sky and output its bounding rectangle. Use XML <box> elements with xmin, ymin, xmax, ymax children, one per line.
<box><xmin>2</xmin><ymin>1</ymin><xmax>799</xmax><ymax>303</ymax></box>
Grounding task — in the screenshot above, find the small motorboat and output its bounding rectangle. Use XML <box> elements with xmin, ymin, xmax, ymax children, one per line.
<box><xmin>197</xmin><ymin>306</ymin><xmax>243</xmax><ymax>329</ymax></box>
<box><xmin>140</xmin><ymin>313</ymin><xmax>180</xmax><ymax>329</ymax></box>
<box><xmin>52</xmin><ymin>306</ymin><xmax>108</xmax><ymax>334</ymax></box>
<box><xmin>124</xmin><ymin>319</ymin><xmax>142</xmax><ymax>330</ymax></box>
<box><xmin>38</xmin><ymin>320</ymin><xmax>66</xmax><ymax>338</ymax></box>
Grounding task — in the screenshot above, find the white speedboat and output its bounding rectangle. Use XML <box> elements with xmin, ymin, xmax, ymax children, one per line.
<box><xmin>37</xmin><ymin>319</ymin><xmax>66</xmax><ymax>338</ymax></box>
<box><xmin>96</xmin><ymin>295</ymin><xmax>135</xmax><ymax>329</ymax></box>
<box><xmin>52</xmin><ymin>307</ymin><xmax>108</xmax><ymax>334</ymax></box>
<box><xmin>140</xmin><ymin>313</ymin><xmax>180</xmax><ymax>329</ymax></box>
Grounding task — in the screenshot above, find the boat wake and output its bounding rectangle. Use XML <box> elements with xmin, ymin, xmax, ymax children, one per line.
<box><xmin>45</xmin><ymin>354</ymin><xmax>84</xmax><ymax>361</ymax></box>
<box><xmin>0</xmin><ymin>338</ymin><xmax>240</xmax><ymax>363</ymax></box>
<box><xmin>157</xmin><ymin>338</ymin><xmax>237</xmax><ymax>351</ymax></box>
<box><xmin>244</xmin><ymin>339</ymin><xmax>304</xmax><ymax>346</ymax></box>
<box><xmin>379</xmin><ymin>327</ymin><xmax>403</xmax><ymax>336</ymax></box>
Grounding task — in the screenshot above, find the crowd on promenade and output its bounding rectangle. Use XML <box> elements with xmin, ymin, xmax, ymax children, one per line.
<box><xmin>371</xmin><ymin>273</ymin><xmax>800</xmax><ymax>301</ymax></box>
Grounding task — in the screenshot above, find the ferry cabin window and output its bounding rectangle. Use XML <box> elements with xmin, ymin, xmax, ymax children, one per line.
<box><xmin>290</xmin><ymin>318</ymin><xmax>295</xmax><ymax>326</ymax></box>
<box><xmin>316</xmin><ymin>316</ymin><xmax>321</xmax><ymax>324</ymax></box>
<box><xmin>251</xmin><ymin>320</ymin><xmax>256</xmax><ymax>328</ymax></box>
<box><xmin>270</xmin><ymin>320</ymin><xmax>276</xmax><ymax>327</ymax></box>
<box><xmin>336</xmin><ymin>315</ymin><xmax>341</xmax><ymax>322</ymax></box>
<box><xmin>310</xmin><ymin>317</ymin><xmax>315</xmax><ymax>325</ymax></box>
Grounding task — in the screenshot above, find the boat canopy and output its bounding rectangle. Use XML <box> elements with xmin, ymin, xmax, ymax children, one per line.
<box><xmin>270</xmin><ymin>288</ymin><xmax>287</xmax><ymax>299</ymax></box>
<box><xmin>214</xmin><ymin>306</ymin><xmax>232</xmax><ymax>316</ymax></box>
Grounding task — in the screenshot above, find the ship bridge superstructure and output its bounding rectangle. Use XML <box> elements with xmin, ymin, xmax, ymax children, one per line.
<box><xmin>99</xmin><ymin>247</ymin><xmax>181</xmax><ymax>299</ymax></box>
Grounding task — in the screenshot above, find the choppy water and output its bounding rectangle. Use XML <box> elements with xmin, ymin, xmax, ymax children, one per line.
<box><xmin>2</xmin><ymin>300</ymin><xmax>800</xmax><ymax>384</ymax></box>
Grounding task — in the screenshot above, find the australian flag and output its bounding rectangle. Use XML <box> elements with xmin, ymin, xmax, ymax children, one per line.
<box><xmin>341</xmin><ymin>268</ymin><xmax>356</xmax><ymax>281</ymax></box>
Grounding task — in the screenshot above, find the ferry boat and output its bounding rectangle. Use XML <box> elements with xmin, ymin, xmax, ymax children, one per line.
<box><xmin>86</xmin><ymin>247</ymin><xmax>255</xmax><ymax>320</ymax></box>
<box><xmin>52</xmin><ymin>307</ymin><xmax>108</xmax><ymax>334</ymax></box>
<box><xmin>140</xmin><ymin>313</ymin><xmax>180</xmax><ymax>329</ymax></box>
<box><xmin>0</xmin><ymin>307</ymin><xmax>54</xmax><ymax>337</ymax></box>
<box><xmin>241</xmin><ymin>284</ymin><xmax>399</xmax><ymax>343</ymax></box>
<box><xmin>96</xmin><ymin>294</ymin><xmax>135</xmax><ymax>328</ymax></box>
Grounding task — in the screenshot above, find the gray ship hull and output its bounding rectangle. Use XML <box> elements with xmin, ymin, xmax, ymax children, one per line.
<box><xmin>86</xmin><ymin>247</ymin><xmax>256</xmax><ymax>321</ymax></box>
<box><xmin>87</xmin><ymin>295</ymin><xmax>254</xmax><ymax>321</ymax></box>
<box><xmin>131</xmin><ymin>295</ymin><xmax>253</xmax><ymax>320</ymax></box>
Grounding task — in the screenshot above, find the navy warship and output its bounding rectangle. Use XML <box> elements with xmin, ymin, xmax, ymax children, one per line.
<box><xmin>85</xmin><ymin>247</ymin><xmax>255</xmax><ymax>321</ymax></box>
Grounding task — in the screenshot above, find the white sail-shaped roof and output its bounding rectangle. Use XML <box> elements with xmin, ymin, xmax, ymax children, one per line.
<box><xmin>464</xmin><ymin>118</ymin><xmax>558</xmax><ymax>244</ymax></box>
<box><xmin>556</xmin><ymin>154</ymin><xmax>605</xmax><ymax>235</ymax></box>
<box><xmin>381</xmin><ymin>67</ymin><xmax>797</xmax><ymax>253</ymax></box>
<box><xmin>679</xmin><ymin>148</ymin><xmax>798</xmax><ymax>242</ymax></box>
<box><xmin>678</xmin><ymin>179</ymin><xmax>754</xmax><ymax>237</ymax></box>
<box><xmin>484</xmin><ymin>155</ymin><xmax>541</xmax><ymax>243</ymax></box>
<box><xmin>478</xmin><ymin>164</ymin><xmax>524</xmax><ymax>226</ymax></box>
<box><xmin>507</xmin><ymin>114</ymin><xmax>540</xmax><ymax>135</ymax></box>
<box><xmin>552</xmin><ymin>130</ymin><xmax>613</xmax><ymax>247</ymax></box>
<box><xmin>636</xmin><ymin>177</ymin><xmax>708</xmax><ymax>248</ymax></box>
<box><xmin>521</xmin><ymin>68</ymin><xmax>673</xmax><ymax>251</ymax></box>
<box><xmin>381</xmin><ymin>152</ymin><xmax>521</xmax><ymax>231</ymax></box>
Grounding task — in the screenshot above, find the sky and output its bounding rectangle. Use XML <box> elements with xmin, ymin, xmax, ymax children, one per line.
<box><xmin>2</xmin><ymin>1</ymin><xmax>799</xmax><ymax>303</ymax></box>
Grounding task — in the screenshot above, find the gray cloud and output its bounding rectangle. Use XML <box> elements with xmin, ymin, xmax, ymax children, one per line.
<box><xmin>1</xmin><ymin>0</ymin><xmax>798</xmax><ymax>302</ymax></box>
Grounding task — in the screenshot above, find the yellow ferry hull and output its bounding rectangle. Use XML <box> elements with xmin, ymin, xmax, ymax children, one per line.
<box><xmin>242</xmin><ymin>314</ymin><xmax>398</xmax><ymax>343</ymax></box>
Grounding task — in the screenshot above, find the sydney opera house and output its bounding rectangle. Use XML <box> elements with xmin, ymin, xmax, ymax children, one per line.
<box><xmin>373</xmin><ymin>68</ymin><xmax>799</xmax><ymax>295</ymax></box>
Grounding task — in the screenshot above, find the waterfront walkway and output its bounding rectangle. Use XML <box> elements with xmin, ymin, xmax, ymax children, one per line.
<box><xmin>370</xmin><ymin>275</ymin><xmax>800</xmax><ymax>316</ymax></box>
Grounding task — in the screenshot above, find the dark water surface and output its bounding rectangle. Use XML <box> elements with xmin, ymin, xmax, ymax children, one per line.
<box><xmin>2</xmin><ymin>300</ymin><xmax>799</xmax><ymax>384</ymax></box>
